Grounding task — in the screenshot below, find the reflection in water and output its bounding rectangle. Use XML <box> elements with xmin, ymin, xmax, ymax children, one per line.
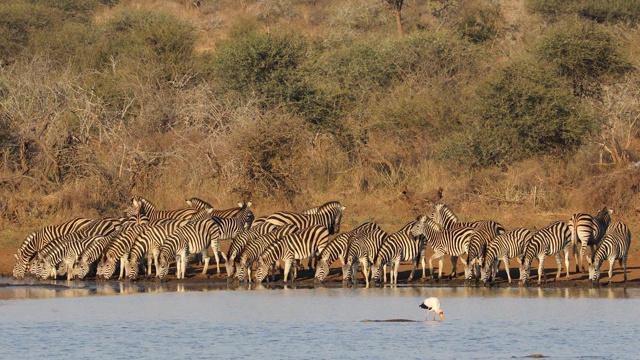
<box><xmin>0</xmin><ymin>277</ymin><xmax>638</xmax><ymax>300</ymax></box>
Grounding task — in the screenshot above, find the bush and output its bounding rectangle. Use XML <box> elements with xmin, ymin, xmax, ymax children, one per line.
<box><xmin>30</xmin><ymin>0</ymin><xmax>99</xmax><ymax>24</ymax></box>
<box><xmin>527</xmin><ymin>0</ymin><xmax>640</xmax><ymax>24</ymax></box>
<box><xmin>456</xmin><ymin>0</ymin><xmax>504</xmax><ymax>44</ymax></box>
<box><xmin>442</xmin><ymin>60</ymin><xmax>597</xmax><ymax>166</ymax></box>
<box><xmin>536</xmin><ymin>18</ymin><xmax>632</xmax><ymax>88</ymax></box>
<box><xmin>99</xmin><ymin>10</ymin><xmax>197</xmax><ymax>77</ymax></box>
<box><xmin>0</xmin><ymin>2</ymin><xmax>63</xmax><ymax>64</ymax></box>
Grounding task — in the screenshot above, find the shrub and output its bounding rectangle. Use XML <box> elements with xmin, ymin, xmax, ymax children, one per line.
<box><xmin>536</xmin><ymin>18</ymin><xmax>632</xmax><ymax>88</ymax></box>
<box><xmin>527</xmin><ymin>0</ymin><xmax>640</xmax><ymax>24</ymax></box>
<box><xmin>0</xmin><ymin>2</ymin><xmax>63</xmax><ymax>64</ymax></box>
<box><xmin>443</xmin><ymin>59</ymin><xmax>597</xmax><ymax>166</ymax></box>
<box><xmin>99</xmin><ymin>10</ymin><xmax>197</xmax><ymax>77</ymax></box>
<box><xmin>456</xmin><ymin>0</ymin><xmax>504</xmax><ymax>44</ymax></box>
<box><xmin>29</xmin><ymin>0</ymin><xmax>99</xmax><ymax>24</ymax></box>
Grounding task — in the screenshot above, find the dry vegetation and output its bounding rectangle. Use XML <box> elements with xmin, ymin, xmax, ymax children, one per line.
<box><xmin>1</xmin><ymin>0</ymin><xmax>640</xmax><ymax>251</ymax></box>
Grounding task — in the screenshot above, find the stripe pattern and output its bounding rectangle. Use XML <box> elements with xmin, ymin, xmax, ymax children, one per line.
<box><xmin>13</xmin><ymin>217</ymin><xmax>94</xmax><ymax>279</ymax></box>
<box><xmin>588</xmin><ymin>221</ymin><xmax>631</xmax><ymax>285</ymax></box>
<box><xmin>343</xmin><ymin>224</ymin><xmax>387</xmax><ymax>287</ymax></box>
<box><xmin>569</xmin><ymin>207</ymin><xmax>612</xmax><ymax>273</ymax></box>
<box><xmin>521</xmin><ymin>221</ymin><xmax>572</xmax><ymax>285</ymax></box>
<box><xmin>481</xmin><ymin>227</ymin><xmax>532</xmax><ymax>285</ymax></box>
<box><xmin>411</xmin><ymin>215</ymin><xmax>476</xmax><ymax>281</ymax></box>
<box><xmin>236</xmin><ymin>224</ymin><xmax>299</xmax><ymax>283</ymax></box>
<box><xmin>255</xmin><ymin>225</ymin><xmax>330</xmax><ymax>283</ymax></box>
<box><xmin>371</xmin><ymin>221</ymin><xmax>424</xmax><ymax>285</ymax></box>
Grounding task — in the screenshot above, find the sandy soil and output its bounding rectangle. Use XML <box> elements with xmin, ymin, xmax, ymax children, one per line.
<box><xmin>1</xmin><ymin>244</ymin><xmax>639</xmax><ymax>288</ymax></box>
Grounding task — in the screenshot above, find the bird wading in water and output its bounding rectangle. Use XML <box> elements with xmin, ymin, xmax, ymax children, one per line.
<box><xmin>419</xmin><ymin>297</ymin><xmax>444</xmax><ymax>321</ymax></box>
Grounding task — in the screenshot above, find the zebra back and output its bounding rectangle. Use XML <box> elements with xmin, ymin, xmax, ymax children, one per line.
<box><xmin>13</xmin><ymin>217</ymin><xmax>94</xmax><ymax>279</ymax></box>
<box><xmin>412</xmin><ymin>215</ymin><xmax>475</xmax><ymax>257</ymax></box>
<box><xmin>185</xmin><ymin>197</ymin><xmax>213</xmax><ymax>210</ymax></box>
<box><xmin>127</xmin><ymin>196</ymin><xmax>201</xmax><ymax>220</ymax></box>
<box><xmin>266</xmin><ymin>201</ymin><xmax>345</xmax><ymax>235</ymax></box>
<box><xmin>127</xmin><ymin>218</ymin><xmax>191</xmax><ymax>269</ymax></box>
<box><xmin>522</xmin><ymin>221</ymin><xmax>571</xmax><ymax>267</ymax></box>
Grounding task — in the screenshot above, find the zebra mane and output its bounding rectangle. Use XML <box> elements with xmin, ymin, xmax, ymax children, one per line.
<box><xmin>595</xmin><ymin>207</ymin><xmax>612</xmax><ymax>225</ymax></box>
<box><xmin>301</xmin><ymin>200</ymin><xmax>344</xmax><ymax>215</ymax></box>
<box><xmin>185</xmin><ymin>197</ymin><xmax>213</xmax><ymax>210</ymax></box>
<box><xmin>430</xmin><ymin>203</ymin><xmax>459</xmax><ymax>227</ymax></box>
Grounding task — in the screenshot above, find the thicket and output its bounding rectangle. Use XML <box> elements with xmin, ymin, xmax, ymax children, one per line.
<box><xmin>0</xmin><ymin>0</ymin><xmax>639</xmax><ymax>247</ymax></box>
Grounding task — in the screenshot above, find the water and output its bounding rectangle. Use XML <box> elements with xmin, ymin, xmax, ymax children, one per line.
<box><xmin>1</xmin><ymin>278</ymin><xmax>639</xmax><ymax>359</ymax></box>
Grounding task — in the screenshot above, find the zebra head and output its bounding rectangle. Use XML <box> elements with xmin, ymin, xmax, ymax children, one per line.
<box><xmin>314</xmin><ymin>259</ymin><xmax>329</xmax><ymax>282</ymax></box>
<box><xmin>127</xmin><ymin>259</ymin><xmax>140</xmax><ymax>281</ymax></box>
<box><xmin>100</xmin><ymin>258</ymin><xmax>117</xmax><ymax>280</ymax></box>
<box><xmin>588</xmin><ymin>263</ymin><xmax>600</xmax><ymax>286</ymax></box>
<box><xmin>157</xmin><ymin>255</ymin><xmax>170</xmax><ymax>280</ymax></box>
<box><xmin>520</xmin><ymin>256</ymin><xmax>532</xmax><ymax>286</ymax></box>
<box><xmin>255</xmin><ymin>260</ymin><xmax>270</xmax><ymax>283</ymax></box>
<box><xmin>12</xmin><ymin>253</ymin><xmax>28</xmax><ymax>280</ymax></box>
<box><xmin>370</xmin><ymin>260</ymin><xmax>383</xmax><ymax>284</ymax></box>
<box><xmin>75</xmin><ymin>259</ymin><xmax>91</xmax><ymax>279</ymax></box>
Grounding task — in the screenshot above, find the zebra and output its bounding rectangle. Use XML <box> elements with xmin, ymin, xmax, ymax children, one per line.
<box><xmin>13</xmin><ymin>217</ymin><xmax>94</xmax><ymax>279</ymax></box>
<box><xmin>126</xmin><ymin>196</ymin><xmax>200</xmax><ymax>221</ymax></box>
<box><xmin>226</xmin><ymin>222</ymin><xmax>279</xmax><ymax>279</ymax></box>
<box><xmin>74</xmin><ymin>232</ymin><xmax>120</xmax><ymax>280</ymax></box>
<box><xmin>481</xmin><ymin>227</ymin><xmax>533</xmax><ymax>285</ymax></box>
<box><xmin>265</xmin><ymin>201</ymin><xmax>346</xmax><ymax>236</ymax></box>
<box><xmin>429</xmin><ymin>203</ymin><xmax>478</xmax><ymax>230</ymax></box>
<box><xmin>33</xmin><ymin>218</ymin><xmax>122</xmax><ymax>280</ymax></box>
<box><xmin>236</xmin><ymin>224</ymin><xmax>299</xmax><ymax>283</ymax></box>
<box><xmin>206</xmin><ymin>202</ymin><xmax>255</xmax><ymax>273</ymax></box>
<box><xmin>569</xmin><ymin>207</ymin><xmax>612</xmax><ymax>273</ymax></box>
<box><xmin>521</xmin><ymin>221</ymin><xmax>572</xmax><ymax>286</ymax></box>
<box><xmin>588</xmin><ymin>221</ymin><xmax>631</xmax><ymax>286</ymax></box>
<box><xmin>314</xmin><ymin>222</ymin><xmax>379</xmax><ymax>282</ymax></box>
<box><xmin>370</xmin><ymin>221</ymin><xmax>424</xmax><ymax>285</ymax></box>
<box><xmin>255</xmin><ymin>225</ymin><xmax>330</xmax><ymax>283</ymax></box>
<box><xmin>125</xmin><ymin>218</ymin><xmax>193</xmax><ymax>280</ymax></box>
<box><xmin>186</xmin><ymin>197</ymin><xmax>255</xmax><ymax>229</ymax></box>
<box><xmin>465</xmin><ymin>220</ymin><xmax>506</xmax><ymax>284</ymax></box>
<box><xmin>411</xmin><ymin>215</ymin><xmax>476</xmax><ymax>281</ymax></box>
<box><xmin>36</xmin><ymin>234</ymin><xmax>105</xmax><ymax>280</ymax></box>
<box><xmin>156</xmin><ymin>218</ymin><xmax>221</xmax><ymax>280</ymax></box>
<box><xmin>343</xmin><ymin>224</ymin><xmax>388</xmax><ymax>287</ymax></box>
<box><xmin>97</xmin><ymin>218</ymin><xmax>165</xmax><ymax>280</ymax></box>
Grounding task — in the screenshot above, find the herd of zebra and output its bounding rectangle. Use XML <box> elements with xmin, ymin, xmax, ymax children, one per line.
<box><xmin>11</xmin><ymin>196</ymin><xmax>632</xmax><ymax>287</ymax></box>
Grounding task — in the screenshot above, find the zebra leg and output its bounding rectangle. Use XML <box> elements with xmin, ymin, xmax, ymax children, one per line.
<box><xmin>437</xmin><ymin>256</ymin><xmax>445</xmax><ymax>281</ymax></box>
<box><xmin>623</xmin><ymin>255</ymin><xmax>628</xmax><ymax>282</ymax></box>
<box><xmin>537</xmin><ymin>256</ymin><xmax>546</xmax><ymax>284</ymax></box>
<box><xmin>563</xmin><ymin>249</ymin><xmax>570</xmax><ymax>279</ymax></box>
<box><xmin>408</xmin><ymin>259</ymin><xmax>417</xmax><ymax>282</ymax></box>
<box><xmin>212</xmin><ymin>249</ymin><xmax>221</xmax><ymax>275</ymax></box>
<box><xmin>554</xmin><ymin>254</ymin><xmax>563</xmax><ymax>280</ymax></box>
<box><xmin>283</xmin><ymin>260</ymin><xmax>291</xmax><ymax>282</ymax></box>
<box><xmin>580</xmin><ymin>243</ymin><xmax>588</xmax><ymax>273</ymax></box>
<box><xmin>393</xmin><ymin>259</ymin><xmax>400</xmax><ymax>285</ymax></box>
<box><xmin>450</xmin><ymin>255</ymin><xmax>458</xmax><ymax>279</ymax></box>
<box><xmin>607</xmin><ymin>259</ymin><xmax>615</xmax><ymax>284</ymax></box>
<box><xmin>201</xmin><ymin>250</ymin><xmax>210</xmax><ymax>275</ymax></box>
<box><xmin>502</xmin><ymin>256</ymin><xmax>511</xmax><ymax>283</ymax></box>
<box><xmin>421</xmin><ymin>249</ymin><xmax>427</xmax><ymax>279</ymax></box>
<box><xmin>382</xmin><ymin>263</ymin><xmax>387</xmax><ymax>284</ymax></box>
<box><xmin>362</xmin><ymin>261</ymin><xmax>370</xmax><ymax>287</ymax></box>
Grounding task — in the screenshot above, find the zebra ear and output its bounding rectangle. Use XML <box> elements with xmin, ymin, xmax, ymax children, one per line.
<box><xmin>14</xmin><ymin>253</ymin><xmax>18</xmax><ymax>260</ymax></box>
<box><xmin>238</xmin><ymin>202</ymin><xmax>243</xmax><ymax>208</ymax></box>
<box><xmin>246</xmin><ymin>201</ymin><xmax>252</xmax><ymax>208</ymax></box>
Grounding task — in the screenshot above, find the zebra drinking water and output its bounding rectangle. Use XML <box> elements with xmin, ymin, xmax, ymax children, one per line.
<box><xmin>588</xmin><ymin>221</ymin><xmax>631</xmax><ymax>286</ymax></box>
<box><xmin>569</xmin><ymin>207</ymin><xmax>612</xmax><ymax>273</ymax></box>
<box><xmin>481</xmin><ymin>227</ymin><xmax>533</xmax><ymax>285</ymax></box>
<box><xmin>521</xmin><ymin>221</ymin><xmax>572</xmax><ymax>286</ymax></box>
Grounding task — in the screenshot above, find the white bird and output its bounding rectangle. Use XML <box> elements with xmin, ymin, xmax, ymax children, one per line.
<box><xmin>419</xmin><ymin>297</ymin><xmax>444</xmax><ymax>322</ymax></box>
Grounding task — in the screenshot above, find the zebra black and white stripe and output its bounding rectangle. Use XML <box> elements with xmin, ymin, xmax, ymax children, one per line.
<box><xmin>521</xmin><ymin>221</ymin><xmax>572</xmax><ymax>285</ymax></box>
<box><xmin>226</xmin><ymin>222</ymin><xmax>279</xmax><ymax>278</ymax></box>
<box><xmin>371</xmin><ymin>221</ymin><xmax>424</xmax><ymax>285</ymax></box>
<box><xmin>255</xmin><ymin>225</ymin><xmax>330</xmax><ymax>283</ymax></box>
<box><xmin>33</xmin><ymin>218</ymin><xmax>121</xmax><ymax>280</ymax></box>
<box><xmin>265</xmin><ymin>201</ymin><xmax>346</xmax><ymax>235</ymax></box>
<box><xmin>314</xmin><ymin>222</ymin><xmax>379</xmax><ymax>282</ymax></box>
<box><xmin>343</xmin><ymin>224</ymin><xmax>388</xmax><ymax>287</ymax></box>
<box><xmin>481</xmin><ymin>227</ymin><xmax>533</xmax><ymax>285</ymax></box>
<box><xmin>236</xmin><ymin>224</ymin><xmax>299</xmax><ymax>283</ymax></box>
<box><xmin>588</xmin><ymin>221</ymin><xmax>631</xmax><ymax>285</ymax></box>
<box><xmin>156</xmin><ymin>218</ymin><xmax>220</xmax><ymax>280</ymax></box>
<box><xmin>97</xmin><ymin>218</ymin><xmax>162</xmax><ymax>280</ymax></box>
<box><xmin>125</xmin><ymin>218</ymin><xmax>193</xmax><ymax>280</ymax></box>
<box><xmin>569</xmin><ymin>207</ymin><xmax>612</xmax><ymax>273</ymax></box>
<box><xmin>411</xmin><ymin>215</ymin><xmax>476</xmax><ymax>281</ymax></box>
<box><xmin>126</xmin><ymin>196</ymin><xmax>200</xmax><ymax>220</ymax></box>
<box><xmin>186</xmin><ymin>197</ymin><xmax>255</xmax><ymax>229</ymax></box>
<box><xmin>465</xmin><ymin>220</ymin><xmax>505</xmax><ymax>284</ymax></box>
<box><xmin>13</xmin><ymin>217</ymin><xmax>94</xmax><ymax>279</ymax></box>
